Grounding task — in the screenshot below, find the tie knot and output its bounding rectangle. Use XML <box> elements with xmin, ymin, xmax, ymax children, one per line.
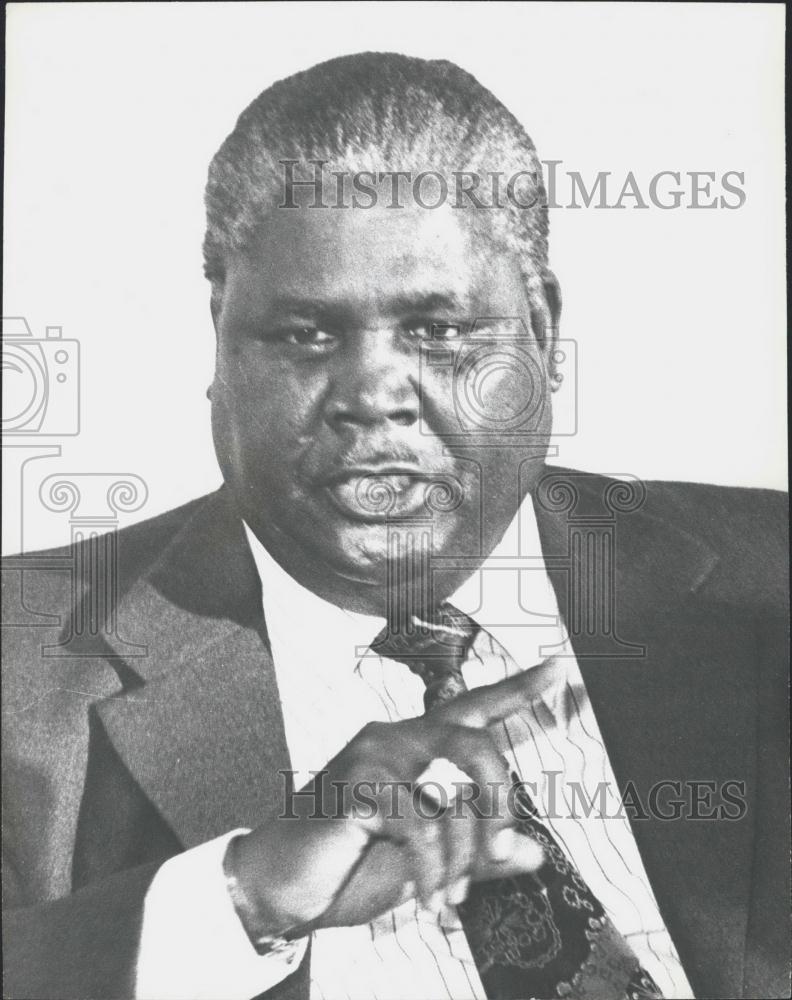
<box><xmin>371</xmin><ymin>602</ymin><xmax>479</xmax><ymax>709</ymax></box>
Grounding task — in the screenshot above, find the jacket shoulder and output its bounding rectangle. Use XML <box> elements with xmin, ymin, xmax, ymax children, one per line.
<box><xmin>2</xmin><ymin>492</ymin><xmax>215</xmax><ymax>589</ymax></box>
<box><xmin>1</xmin><ymin>491</ymin><xmax>219</xmax><ymax>696</ymax></box>
<box><xmin>540</xmin><ymin>467</ymin><xmax>788</xmax><ymax>612</ymax></box>
<box><xmin>644</xmin><ymin>479</ymin><xmax>787</xmax><ymax>541</ymax></box>
<box><xmin>638</xmin><ymin>478</ymin><xmax>787</xmax><ymax>612</ymax></box>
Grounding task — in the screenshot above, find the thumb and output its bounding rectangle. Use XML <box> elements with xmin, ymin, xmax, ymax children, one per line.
<box><xmin>472</xmin><ymin>827</ymin><xmax>545</xmax><ymax>882</ymax></box>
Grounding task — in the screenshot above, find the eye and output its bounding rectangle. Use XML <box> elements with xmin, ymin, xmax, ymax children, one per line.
<box><xmin>433</xmin><ymin>323</ymin><xmax>463</xmax><ymax>341</ymax></box>
<box><xmin>404</xmin><ymin>322</ymin><xmax>463</xmax><ymax>341</ymax></box>
<box><xmin>276</xmin><ymin>326</ymin><xmax>336</xmax><ymax>350</ymax></box>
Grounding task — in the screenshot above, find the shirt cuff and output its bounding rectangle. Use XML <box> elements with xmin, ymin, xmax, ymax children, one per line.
<box><xmin>135</xmin><ymin>829</ymin><xmax>309</xmax><ymax>1000</ymax></box>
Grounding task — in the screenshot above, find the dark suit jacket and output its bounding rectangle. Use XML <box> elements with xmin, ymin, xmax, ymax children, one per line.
<box><xmin>2</xmin><ymin>468</ymin><xmax>789</xmax><ymax>1000</ymax></box>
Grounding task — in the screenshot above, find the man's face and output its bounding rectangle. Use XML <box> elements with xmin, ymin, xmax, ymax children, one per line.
<box><xmin>211</xmin><ymin>200</ymin><xmax>555</xmax><ymax>613</ymax></box>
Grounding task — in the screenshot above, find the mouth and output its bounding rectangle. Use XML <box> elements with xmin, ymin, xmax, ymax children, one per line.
<box><xmin>318</xmin><ymin>466</ymin><xmax>441</xmax><ymax>521</ymax></box>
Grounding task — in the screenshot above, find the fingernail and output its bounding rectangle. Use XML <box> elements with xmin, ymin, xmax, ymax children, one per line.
<box><xmin>401</xmin><ymin>879</ymin><xmax>417</xmax><ymax>904</ymax></box>
<box><xmin>447</xmin><ymin>876</ymin><xmax>470</xmax><ymax>906</ymax></box>
<box><xmin>512</xmin><ymin>834</ymin><xmax>545</xmax><ymax>870</ymax></box>
<box><xmin>490</xmin><ymin>828</ymin><xmax>518</xmax><ymax>861</ymax></box>
<box><xmin>427</xmin><ymin>889</ymin><xmax>446</xmax><ymax>914</ymax></box>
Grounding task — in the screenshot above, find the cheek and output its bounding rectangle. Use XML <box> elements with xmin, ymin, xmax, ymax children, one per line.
<box><xmin>214</xmin><ymin>354</ymin><xmax>323</xmax><ymax>448</ymax></box>
<box><xmin>415</xmin><ymin>365</ymin><xmax>459</xmax><ymax>430</ymax></box>
<box><xmin>424</xmin><ymin>345</ymin><xmax>550</xmax><ymax>436</ymax></box>
<box><xmin>481</xmin><ymin>346</ymin><xmax>548</xmax><ymax>429</ymax></box>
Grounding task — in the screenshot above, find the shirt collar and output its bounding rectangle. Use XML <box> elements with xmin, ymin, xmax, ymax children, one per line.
<box><xmin>243</xmin><ymin>493</ymin><xmax>564</xmax><ymax>675</ymax></box>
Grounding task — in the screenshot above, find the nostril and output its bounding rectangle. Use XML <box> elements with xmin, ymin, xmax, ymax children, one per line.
<box><xmin>324</xmin><ymin>397</ymin><xmax>418</xmax><ymax>430</ymax></box>
<box><xmin>391</xmin><ymin>409</ymin><xmax>417</xmax><ymax>427</ymax></box>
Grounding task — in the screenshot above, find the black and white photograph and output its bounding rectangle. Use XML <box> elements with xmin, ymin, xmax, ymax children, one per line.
<box><xmin>2</xmin><ymin>4</ymin><xmax>788</xmax><ymax>999</ymax></box>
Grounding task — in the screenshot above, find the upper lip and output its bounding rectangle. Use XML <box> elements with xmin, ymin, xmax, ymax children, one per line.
<box><xmin>319</xmin><ymin>464</ymin><xmax>436</xmax><ymax>486</ymax></box>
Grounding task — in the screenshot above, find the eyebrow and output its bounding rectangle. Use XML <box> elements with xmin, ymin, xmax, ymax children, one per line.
<box><xmin>387</xmin><ymin>291</ymin><xmax>468</xmax><ymax>314</ymax></box>
<box><xmin>266</xmin><ymin>290</ymin><xmax>468</xmax><ymax>316</ymax></box>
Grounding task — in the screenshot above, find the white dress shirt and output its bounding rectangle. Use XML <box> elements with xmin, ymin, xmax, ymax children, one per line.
<box><xmin>136</xmin><ymin>498</ymin><xmax>694</xmax><ymax>1000</ymax></box>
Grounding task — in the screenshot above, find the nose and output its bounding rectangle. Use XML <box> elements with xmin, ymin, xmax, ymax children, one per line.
<box><xmin>324</xmin><ymin>330</ymin><xmax>418</xmax><ymax>431</ymax></box>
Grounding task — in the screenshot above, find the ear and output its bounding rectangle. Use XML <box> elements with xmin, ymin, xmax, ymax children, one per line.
<box><xmin>210</xmin><ymin>293</ymin><xmax>222</xmax><ymax>331</ymax></box>
<box><xmin>536</xmin><ymin>269</ymin><xmax>563</xmax><ymax>389</ymax></box>
<box><xmin>208</xmin><ymin>292</ymin><xmax>223</xmax><ymax>401</ymax></box>
<box><xmin>542</xmin><ymin>269</ymin><xmax>562</xmax><ymax>336</ymax></box>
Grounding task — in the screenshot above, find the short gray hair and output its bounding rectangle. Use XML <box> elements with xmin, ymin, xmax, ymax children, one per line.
<box><xmin>204</xmin><ymin>52</ymin><xmax>550</xmax><ymax>308</ymax></box>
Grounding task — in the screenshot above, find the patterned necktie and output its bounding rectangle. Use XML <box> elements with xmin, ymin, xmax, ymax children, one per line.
<box><xmin>371</xmin><ymin>602</ymin><xmax>663</xmax><ymax>1000</ymax></box>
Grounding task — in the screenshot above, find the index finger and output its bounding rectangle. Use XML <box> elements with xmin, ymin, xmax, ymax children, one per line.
<box><xmin>436</xmin><ymin>658</ymin><xmax>562</xmax><ymax>727</ymax></box>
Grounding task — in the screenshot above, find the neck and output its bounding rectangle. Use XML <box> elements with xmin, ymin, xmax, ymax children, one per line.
<box><xmin>245</xmin><ymin>511</ymin><xmax>525</xmax><ymax>619</ymax></box>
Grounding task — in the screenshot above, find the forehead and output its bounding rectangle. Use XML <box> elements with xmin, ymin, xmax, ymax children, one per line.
<box><xmin>227</xmin><ymin>202</ymin><xmax>527</xmax><ymax>315</ymax></box>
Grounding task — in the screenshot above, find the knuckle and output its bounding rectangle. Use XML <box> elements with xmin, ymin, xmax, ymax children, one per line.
<box><xmin>415</xmin><ymin>815</ymin><xmax>443</xmax><ymax>841</ymax></box>
<box><xmin>354</xmin><ymin>720</ymin><xmax>387</xmax><ymax>752</ymax></box>
<box><xmin>445</xmin><ymin>723</ymin><xmax>490</xmax><ymax>758</ymax></box>
<box><xmin>443</xmin><ymin>721</ymin><xmax>478</xmax><ymax>745</ymax></box>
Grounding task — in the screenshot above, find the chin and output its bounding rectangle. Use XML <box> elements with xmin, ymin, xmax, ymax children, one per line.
<box><xmin>332</xmin><ymin>518</ymin><xmax>461</xmax><ymax>574</ymax></box>
<box><xmin>321</xmin><ymin>525</ymin><xmax>392</xmax><ymax>580</ymax></box>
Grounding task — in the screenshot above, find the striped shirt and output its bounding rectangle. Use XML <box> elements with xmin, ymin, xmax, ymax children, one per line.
<box><xmin>136</xmin><ymin>498</ymin><xmax>694</xmax><ymax>999</ymax></box>
<box><xmin>250</xmin><ymin>499</ymin><xmax>694</xmax><ymax>1000</ymax></box>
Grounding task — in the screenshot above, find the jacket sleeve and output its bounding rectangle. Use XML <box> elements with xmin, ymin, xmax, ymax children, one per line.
<box><xmin>135</xmin><ymin>830</ymin><xmax>308</xmax><ymax>1000</ymax></box>
<box><xmin>741</xmin><ymin>602</ymin><xmax>791</xmax><ymax>998</ymax></box>
<box><xmin>2</xmin><ymin>691</ymin><xmax>310</xmax><ymax>1000</ymax></box>
<box><xmin>2</xmin><ymin>862</ymin><xmax>160</xmax><ymax>1000</ymax></box>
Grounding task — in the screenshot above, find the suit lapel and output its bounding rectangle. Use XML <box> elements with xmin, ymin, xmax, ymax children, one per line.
<box><xmin>96</xmin><ymin>490</ymin><xmax>292</xmax><ymax>849</ymax></box>
<box><xmin>92</xmin><ymin>472</ymin><xmax>759</xmax><ymax>996</ymax></box>
<box><xmin>534</xmin><ymin>468</ymin><xmax>758</xmax><ymax>997</ymax></box>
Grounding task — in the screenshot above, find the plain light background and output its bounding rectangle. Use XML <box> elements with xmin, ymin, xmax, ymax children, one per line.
<box><xmin>3</xmin><ymin>1</ymin><xmax>787</xmax><ymax>553</ymax></box>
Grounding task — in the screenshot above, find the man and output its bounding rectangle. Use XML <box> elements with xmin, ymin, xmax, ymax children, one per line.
<box><xmin>2</xmin><ymin>53</ymin><xmax>788</xmax><ymax>1000</ymax></box>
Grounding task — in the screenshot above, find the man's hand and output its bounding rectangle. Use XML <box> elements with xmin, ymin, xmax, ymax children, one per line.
<box><xmin>228</xmin><ymin>669</ymin><xmax>547</xmax><ymax>938</ymax></box>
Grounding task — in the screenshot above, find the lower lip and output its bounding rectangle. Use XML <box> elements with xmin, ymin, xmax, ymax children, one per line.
<box><xmin>323</xmin><ymin>475</ymin><xmax>430</xmax><ymax>521</ymax></box>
